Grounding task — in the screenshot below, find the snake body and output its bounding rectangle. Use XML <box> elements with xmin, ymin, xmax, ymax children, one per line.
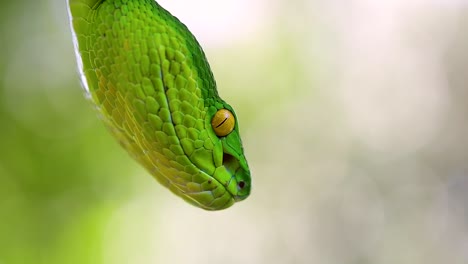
<box><xmin>67</xmin><ymin>0</ymin><xmax>251</xmax><ymax>210</ymax></box>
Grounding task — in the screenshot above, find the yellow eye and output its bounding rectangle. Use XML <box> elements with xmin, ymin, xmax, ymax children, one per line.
<box><xmin>211</xmin><ymin>109</ymin><xmax>235</xmax><ymax>137</ymax></box>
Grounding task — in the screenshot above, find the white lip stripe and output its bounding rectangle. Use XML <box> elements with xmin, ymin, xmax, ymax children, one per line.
<box><xmin>66</xmin><ymin>0</ymin><xmax>92</xmax><ymax>99</ymax></box>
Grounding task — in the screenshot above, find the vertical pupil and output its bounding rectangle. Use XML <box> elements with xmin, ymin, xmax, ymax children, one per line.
<box><xmin>216</xmin><ymin>117</ymin><xmax>228</xmax><ymax>128</ymax></box>
<box><xmin>212</xmin><ymin>109</ymin><xmax>235</xmax><ymax>137</ymax></box>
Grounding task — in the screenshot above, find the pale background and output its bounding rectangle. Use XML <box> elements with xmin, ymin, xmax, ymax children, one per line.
<box><xmin>1</xmin><ymin>0</ymin><xmax>468</xmax><ymax>263</ymax></box>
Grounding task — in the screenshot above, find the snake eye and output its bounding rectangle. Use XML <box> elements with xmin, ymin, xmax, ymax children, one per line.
<box><xmin>211</xmin><ymin>109</ymin><xmax>235</xmax><ymax>137</ymax></box>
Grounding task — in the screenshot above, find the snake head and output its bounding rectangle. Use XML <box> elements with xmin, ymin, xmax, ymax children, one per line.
<box><xmin>194</xmin><ymin>103</ymin><xmax>251</xmax><ymax>208</ymax></box>
<box><xmin>67</xmin><ymin>0</ymin><xmax>251</xmax><ymax>210</ymax></box>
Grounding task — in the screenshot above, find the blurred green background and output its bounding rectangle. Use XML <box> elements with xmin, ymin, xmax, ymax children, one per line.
<box><xmin>2</xmin><ymin>0</ymin><xmax>468</xmax><ymax>263</ymax></box>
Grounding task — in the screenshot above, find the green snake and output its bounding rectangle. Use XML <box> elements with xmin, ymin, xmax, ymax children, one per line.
<box><xmin>67</xmin><ymin>0</ymin><xmax>251</xmax><ymax>210</ymax></box>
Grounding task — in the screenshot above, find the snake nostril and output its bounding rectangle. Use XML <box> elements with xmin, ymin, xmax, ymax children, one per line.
<box><xmin>238</xmin><ymin>181</ymin><xmax>245</xmax><ymax>189</ymax></box>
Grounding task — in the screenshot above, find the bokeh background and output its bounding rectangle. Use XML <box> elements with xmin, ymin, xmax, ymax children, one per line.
<box><xmin>1</xmin><ymin>0</ymin><xmax>468</xmax><ymax>263</ymax></box>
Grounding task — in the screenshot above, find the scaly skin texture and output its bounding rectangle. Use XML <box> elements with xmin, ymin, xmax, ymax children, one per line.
<box><xmin>67</xmin><ymin>0</ymin><xmax>251</xmax><ymax>210</ymax></box>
